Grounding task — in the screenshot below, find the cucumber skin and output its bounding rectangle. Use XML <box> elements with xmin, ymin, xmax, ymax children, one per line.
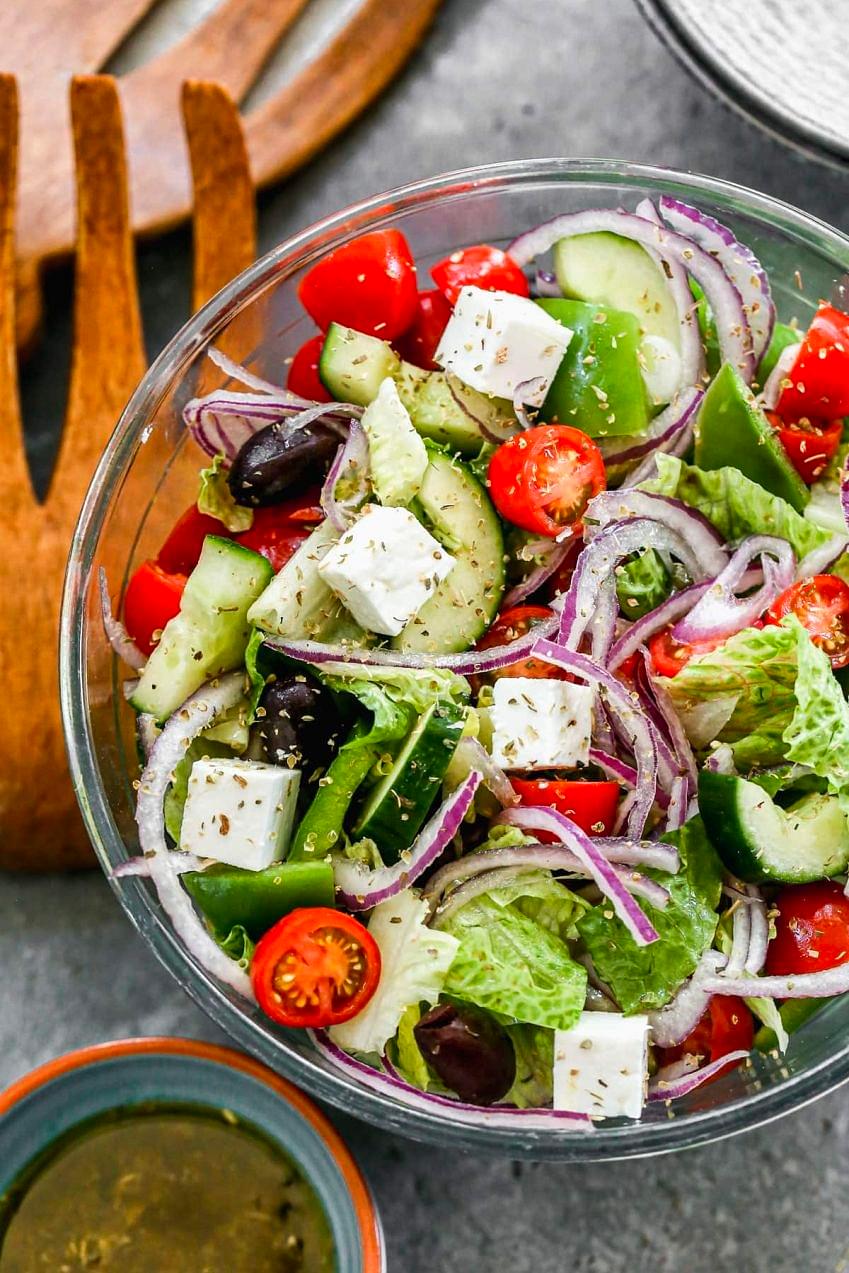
<box><xmin>699</xmin><ymin>770</ymin><xmax>849</xmax><ymax>885</ymax></box>
<box><xmin>354</xmin><ymin>702</ymin><xmax>466</xmax><ymax>863</ymax></box>
<box><xmin>391</xmin><ymin>451</ymin><xmax>505</xmax><ymax>655</ymax></box>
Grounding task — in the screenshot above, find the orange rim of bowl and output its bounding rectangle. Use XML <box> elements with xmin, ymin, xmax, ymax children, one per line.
<box><xmin>0</xmin><ymin>1036</ymin><xmax>383</xmax><ymax>1271</ymax></box>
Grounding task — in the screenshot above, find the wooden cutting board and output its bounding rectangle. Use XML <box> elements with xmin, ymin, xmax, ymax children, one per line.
<box><xmin>2</xmin><ymin>0</ymin><xmax>442</xmax><ymax>350</ymax></box>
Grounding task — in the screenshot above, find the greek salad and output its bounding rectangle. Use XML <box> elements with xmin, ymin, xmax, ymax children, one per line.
<box><xmin>109</xmin><ymin>199</ymin><xmax>849</xmax><ymax>1127</ymax></box>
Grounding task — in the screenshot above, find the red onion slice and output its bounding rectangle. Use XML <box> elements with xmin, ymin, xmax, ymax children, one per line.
<box><xmin>451</xmin><ymin>737</ymin><xmax>518</xmax><ymax>807</ymax></box>
<box><xmin>134</xmin><ymin>671</ymin><xmax>253</xmax><ymax>999</ymax></box>
<box><xmin>99</xmin><ymin>568</ymin><xmax>147</xmax><ymax>671</ymax></box>
<box><xmin>796</xmin><ymin>536</ymin><xmax>847</xmax><ymax>581</ymax></box>
<box><xmin>183</xmin><ymin>393</ymin><xmax>357</xmax><ymax>464</ymax></box>
<box><xmin>534</xmin><ymin>268</ymin><xmax>562</xmax><ymax>298</ymax></box>
<box><xmin>512</xmin><ymin>376</ymin><xmax>549</xmax><ymax>428</ymax></box>
<box><xmin>586</xmin><ymin>490</ymin><xmax>728</xmax><ymax>577</ymax></box>
<box><xmin>508</xmin><ymin>208</ymin><xmax>755</xmax><ymax>381</ymax></box>
<box><xmin>649</xmin><ymin>951</ymin><xmax>728</xmax><ymax>1048</ymax></box>
<box><xmin>760</xmin><ymin>340</ymin><xmax>801</xmax><ymax>409</ymax></box>
<box><xmin>600</xmin><ymin>386</ymin><xmax>703</xmax><ymax>472</ymax></box>
<box><xmin>503</xmin><ymin>539</ymin><xmax>572</xmax><ymax>608</ymax></box>
<box><xmin>263</xmin><ymin>612</ymin><xmax>559</xmax><ymax>674</ymax></box>
<box><xmin>635</xmin><ymin>197</ymin><xmax>705</xmax><ymax>389</ymax></box>
<box><xmin>607</xmin><ymin>581</ymin><xmax>711</xmax><ymax>671</ymax></box>
<box><xmin>648</xmin><ymin>1050</ymin><xmax>751</xmax><ymax>1101</ymax></box>
<box><xmin>531</xmin><ymin>637</ymin><xmax>658</xmax><ymax>840</ymax></box>
<box><xmin>137</xmin><ymin>712</ymin><xmax>158</xmax><ymax>763</ymax></box>
<box><xmin>702</xmin><ymin>963</ymin><xmax>849</xmax><ymax>998</ymax></box>
<box><xmin>588</xmin><ymin>747</ymin><xmax>636</xmax><ymax>788</ymax></box>
<box><xmin>320</xmin><ymin>420</ymin><xmax>371</xmax><ymax>530</ymax></box>
<box><xmin>841</xmin><ymin>452</ymin><xmax>849</xmax><ymax>535</ymax></box>
<box><xmin>726</xmin><ymin>897</ymin><xmax>752</xmax><ymax>978</ymax></box>
<box><xmin>745</xmin><ymin>885</ymin><xmax>769</xmax><ymax>976</ymax></box>
<box><xmin>658</xmin><ymin>196</ymin><xmax>774</xmax><ymax>363</ymax></box>
<box><xmin>333</xmin><ymin>771</ymin><xmax>481</xmax><ymax>911</ymax></box>
<box><xmin>671</xmin><ymin>535</ymin><xmax>795</xmax><ymax>644</ymax></box>
<box><xmin>498</xmin><ymin>806</ymin><xmax>661</xmax><ymax>946</ymax></box>
<box><xmin>311</xmin><ymin>1030</ymin><xmax>593</xmax><ymax>1129</ymax></box>
<box><xmin>207</xmin><ymin>346</ymin><xmax>292</xmax><ymax>397</ymax></box>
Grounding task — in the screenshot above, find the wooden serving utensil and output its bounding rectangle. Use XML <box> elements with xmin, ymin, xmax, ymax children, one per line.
<box><xmin>0</xmin><ymin>73</ymin><xmax>257</xmax><ymax>871</ymax></box>
<box><xmin>3</xmin><ymin>0</ymin><xmax>442</xmax><ymax>350</ymax></box>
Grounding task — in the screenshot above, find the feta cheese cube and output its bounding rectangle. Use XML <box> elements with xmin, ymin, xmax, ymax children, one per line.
<box><xmin>435</xmin><ymin>286</ymin><xmax>572</xmax><ymax>403</ymax></box>
<box><xmin>489</xmin><ymin>676</ymin><xmax>594</xmax><ymax>771</ymax></box>
<box><xmin>554</xmin><ymin>1012</ymin><xmax>649</xmax><ymax>1120</ymax></box>
<box><xmin>317</xmin><ymin>504</ymin><xmax>454</xmax><ymax>636</ymax></box>
<box><xmin>179</xmin><ymin>758</ymin><xmax>300</xmax><ymax>871</ymax></box>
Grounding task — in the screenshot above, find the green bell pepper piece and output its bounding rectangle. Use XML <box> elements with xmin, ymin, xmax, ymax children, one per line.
<box><xmin>536</xmin><ymin>298</ymin><xmax>649</xmax><ymax>438</ymax></box>
<box><xmin>754</xmin><ymin>996</ymin><xmax>832</xmax><ymax>1053</ymax></box>
<box><xmin>288</xmin><ymin>719</ymin><xmax>380</xmax><ymax>861</ymax></box>
<box><xmin>183</xmin><ymin>859</ymin><xmax>335</xmax><ymax>941</ymax></box>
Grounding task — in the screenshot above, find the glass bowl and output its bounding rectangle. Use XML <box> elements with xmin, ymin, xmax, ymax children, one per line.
<box><xmin>61</xmin><ymin>159</ymin><xmax>849</xmax><ymax>1161</ymax></box>
<box><xmin>0</xmin><ymin>1037</ymin><xmax>383</xmax><ymax>1269</ymax></box>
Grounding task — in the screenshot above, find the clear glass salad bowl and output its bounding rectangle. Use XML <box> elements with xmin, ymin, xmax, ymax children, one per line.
<box><xmin>61</xmin><ymin>159</ymin><xmax>849</xmax><ymax>1161</ymax></box>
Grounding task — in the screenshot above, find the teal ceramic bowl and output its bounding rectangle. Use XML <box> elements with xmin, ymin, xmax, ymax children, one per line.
<box><xmin>0</xmin><ymin>1037</ymin><xmax>383</xmax><ymax>1271</ymax></box>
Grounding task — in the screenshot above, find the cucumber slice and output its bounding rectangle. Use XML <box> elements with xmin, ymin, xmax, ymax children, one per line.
<box><xmin>319</xmin><ymin>323</ymin><xmax>401</xmax><ymax>405</ymax></box>
<box><xmin>392</xmin><ymin>449</ymin><xmax>505</xmax><ymax>654</ymax></box>
<box><xmin>553</xmin><ymin>232</ymin><xmax>681</xmax><ymax>348</ymax></box>
<box><xmin>319</xmin><ymin>323</ymin><xmax>510</xmax><ymax>455</ymax></box>
<box><xmin>247</xmin><ymin>520</ymin><xmax>366</xmax><ymax>643</ymax></box>
<box><xmin>354</xmin><ymin>700</ymin><xmax>466</xmax><ymax>862</ymax></box>
<box><xmin>699</xmin><ymin>770</ymin><xmax>849</xmax><ymax>883</ymax></box>
<box><xmin>130</xmin><ymin>536</ymin><xmax>273</xmax><ymax>722</ymax></box>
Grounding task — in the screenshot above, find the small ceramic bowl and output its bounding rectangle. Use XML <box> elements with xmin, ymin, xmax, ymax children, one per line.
<box><xmin>0</xmin><ymin>1037</ymin><xmax>383</xmax><ymax>1271</ymax></box>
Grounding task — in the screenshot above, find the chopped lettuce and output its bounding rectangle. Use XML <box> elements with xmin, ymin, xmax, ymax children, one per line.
<box><xmin>219</xmin><ymin>924</ymin><xmax>255</xmax><ymax>969</ymax></box>
<box><xmin>197</xmin><ymin>454</ymin><xmax>254</xmax><ymax>532</ymax></box>
<box><xmin>616</xmin><ymin>548</ymin><xmax>672</xmax><ymax>620</ymax></box>
<box><xmin>577</xmin><ymin>817</ymin><xmax>722</xmax><ymax>1014</ymax></box>
<box><xmin>391</xmin><ymin>1004</ymin><xmax>431</xmax><ymax>1091</ymax></box>
<box><xmin>486</xmin><ymin>868</ymin><xmax>590</xmax><ymax>944</ymax></box>
<box><xmin>163</xmin><ymin>735</ymin><xmax>233</xmax><ymax>844</ymax></box>
<box><xmin>330</xmin><ymin>892</ymin><xmax>459</xmax><ymax>1056</ymax></box>
<box><xmin>643</xmin><ymin>453</ymin><xmax>836</xmax><ymax>561</ymax></box>
<box><xmin>783</xmin><ymin>616</ymin><xmax>849</xmax><ymax>813</ymax></box>
<box><xmin>660</xmin><ymin>623</ymin><xmax>799</xmax><ymax>766</ymax></box>
<box><xmin>442</xmin><ymin>895</ymin><xmax>587</xmax><ymax>1031</ymax></box>
<box><xmin>504</xmin><ymin>1024</ymin><xmax>555</xmax><ymax>1108</ymax></box>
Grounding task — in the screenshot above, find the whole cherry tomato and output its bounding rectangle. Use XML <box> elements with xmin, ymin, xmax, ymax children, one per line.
<box><xmin>764</xmin><ymin>574</ymin><xmax>849</xmax><ymax>670</ymax></box>
<box><xmin>431</xmin><ymin>244</ymin><xmax>529</xmax><ymax>306</ymax></box>
<box><xmin>287</xmin><ymin>334</ymin><xmax>332</xmax><ymax>402</ymax></box>
<box><xmin>488</xmin><ymin>425</ymin><xmax>606</xmax><ymax>538</ymax></box>
<box><xmin>394</xmin><ymin>288</ymin><xmax>452</xmax><ymax>370</ymax></box>
<box><xmin>765</xmin><ymin>882</ymin><xmax>849</xmax><ymax>977</ymax></box>
<box><xmin>251</xmin><ymin>908</ymin><xmax>381</xmax><ymax>1028</ymax></box>
<box><xmin>298</xmin><ymin>229</ymin><xmax>418</xmax><ymax>339</ymax></box>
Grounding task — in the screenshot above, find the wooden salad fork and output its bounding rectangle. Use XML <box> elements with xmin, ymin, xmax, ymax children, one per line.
<box><xmin>0</xmin><ymin>73</ymin><xmax>257</xmax><ymax>870</ymax></box>
<box><xmin>2</xmin><ymin>0</ymin><xmax>442</xmax><ymax>350</ymax></box>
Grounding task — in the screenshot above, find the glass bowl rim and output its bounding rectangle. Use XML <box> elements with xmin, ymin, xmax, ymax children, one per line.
<box><xmin>60</xmin><ymin>156</ymin><xmax>849</xmax><ymax>1160</ymax></box>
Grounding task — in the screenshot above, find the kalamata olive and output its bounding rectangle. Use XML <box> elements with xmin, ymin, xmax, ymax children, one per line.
<box><xmin>413</xmin><ymin>1002</ymin><xmax>516</xmax><ymax>1106</ymax></box>
<box><xmin>255</xmin><ymin>675</ymin><xmax>338</xmax><ymax>771</ymax></box>
<box><xmin>228</xmin><ymin>421</ymin><xmax>338</xmax><ymax>507</ymax></box>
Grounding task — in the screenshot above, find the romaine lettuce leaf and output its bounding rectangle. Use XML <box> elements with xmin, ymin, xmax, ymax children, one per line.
<box><xmin>330</xmin><ymin>891</ymin><xmax>459</xmax><ymax>1056</ymax></box>
<box><xmin>577</xmin><ymin>817</ymin><xmax>722</xmax><ymax>1014</ymax></box>
<box><xmin>391</xmin><ymin>1004</ymin><xmax>431</xmax><ymax>1091</ymax></box>
<box><xmin>504</xmin><ymin>1024</ymin><xmax>555</xmax><ymax>1108</ymax></box>
<box><xmin>643</xmin><ymin>453</ymin><xmax>836</xmax><ymax>560</ymax></box>
<box><xmin>163</xmin><ymin>735</ymin><xmax>233</xmax><ymax>844</ymax></box>
<box><xmin>659</xmin><ymin>623</ymin><xmax>799</xmax><ymax>766</ymax></box>
<box><xmin>197</xmin><ymin>454</ymin><xmax>254</xmax><ymax>532</ymax></box>
<box><xmin>783</xmin><ymin>616</ymin><xmax>849</xmax><ymax>813</ymax></box>
<box><xmin>442</xmin><ymin>895</ymin><xmax>586</xmax><ymax>1031</ymax></box>
<box><xmin>319</xmin><ymin>663</ymin><xmax>469</xmax><ymax>714</ymax></box>
<box><xmin>486</xmin><ymin>868</ymin><xmax>589</xmax><ymax>944</ymax></box>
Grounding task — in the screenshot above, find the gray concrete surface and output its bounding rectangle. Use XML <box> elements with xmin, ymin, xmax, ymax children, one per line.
<box><xmin>6</xmin><ymin>1</ymin><xmax>849</xmax><ymax>1268</ymax></box>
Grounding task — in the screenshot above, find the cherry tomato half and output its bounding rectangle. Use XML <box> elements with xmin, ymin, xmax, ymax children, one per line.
<box><xmin>647</xmin><ymin>626</ymin><xmax>728</xmax><ymax>678</ymax></box>
<box><xmin>123</xmin><ymin>560</ymin><xmax>186</xmax><ymax>656</ymax></box>
<box><xmin>488</xmin><ymin>425</ymin><xmax>606</xmax><ymax>538</ymax></box>
<box><xmin>431</xmin><ymin>244</ymin><xmax>529</xmax><ymax>306</ymax></box>
<box><xmin>158</xmin><ymin>505</ymin><xmax>228</xmax><ymax>576</ymax></box>
<box><xmin>767</xmin><ymin>411</ymin><xmax>842</xmax><ymax>485</ymax></box>
<box><xmin>765</xmin><ymin>882</ymin><xmax>849</xmax><ymax>977</ymax></box>
<box><xmin>656</xmin><ymin>997</ymin><xmax>753</xmax><ymax>1083</ymax></box>
<box><xmin>476</xmin><ymin>605</ymin><xmax>566</xmax><ymax>682</ymax></box>
<box><xmin>287</xmin><ymin>334</ymin><xmax>331</xmax><ymax>403</ymax></box>
<box><xmin>394</xmin><ymin>288</ymin><xmax>452</xmax><ymax>371</ymax></box>
<box><xmin>511</xmin><ymin>777</ymin><xmax>620</xmax><ymax>837</ymax></box>
<box><xmin>764</xmin><ymin>574</ymin><xmax>849</xmax><ymax>670</ymax></box>
<box><xmin>235</xmin><ymin>494</ymin><xmax>322</xmax><ymax>573</ymax></box>
<box><xmin>251</xmin><ymin>908</ymin><xmax>381</xmax><ymax>1028</ymax></box>
<box><xmin>776</xmin><ymin>304</ymin><xmax>849</xmax><ymax>422</ymax></box>
<box><xmin>297</xmin><ymin>229</ymin><xmax>418</xmax><ymax>340</ymax></box>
